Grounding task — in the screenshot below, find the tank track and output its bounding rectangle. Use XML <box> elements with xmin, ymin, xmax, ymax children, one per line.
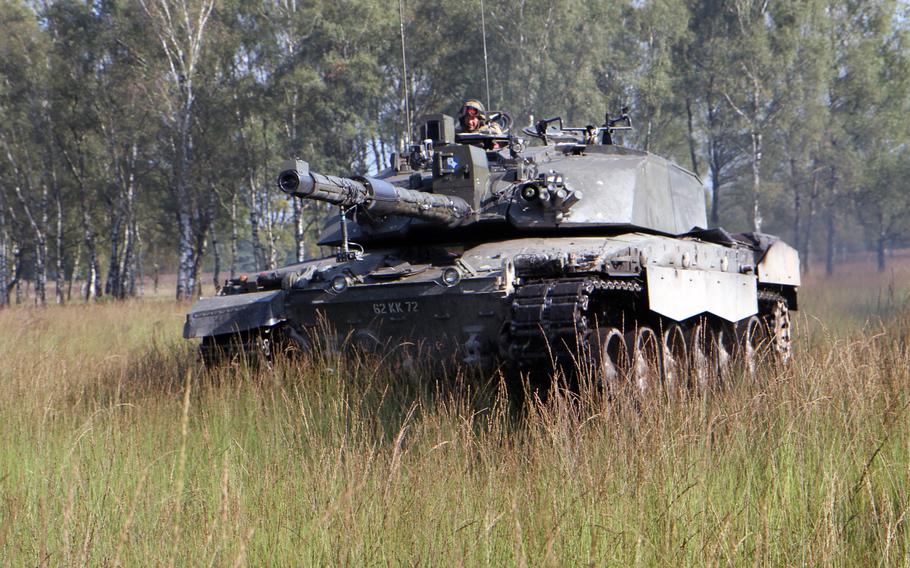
<box><xmin>757</xmin><ymin>288</ymin><xmax>792</xmax><ymax>363</ymax></box>
<box><xmin>505</xmin><ymin>276</ymin><xmax>642</xmax><ymax>368</ymax></box>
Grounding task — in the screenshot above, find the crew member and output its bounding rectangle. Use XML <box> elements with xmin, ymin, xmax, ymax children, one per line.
<box><xmin>456</xmin><ymin>99</ymin><xmax>502</xmax><ymax>135</ymax></box>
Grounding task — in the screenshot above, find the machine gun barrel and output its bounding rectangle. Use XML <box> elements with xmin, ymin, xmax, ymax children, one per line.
<box><xmin>277</xmin><ymin>160</ymin><xmax>472</xmax><ymax>226</ymax></box>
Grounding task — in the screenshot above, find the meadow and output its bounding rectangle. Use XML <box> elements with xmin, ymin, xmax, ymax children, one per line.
<box><xmin>2</xmin><ymin>256</ymin><xmax>910</xmax><ymax>566</ymax></box>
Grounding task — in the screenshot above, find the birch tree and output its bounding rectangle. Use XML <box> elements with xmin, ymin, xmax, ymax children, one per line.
<box><xmin>719</xmin><ymin>0</ymin><xmax>793</xmax><ymax>233</ymax></box>
<box><xmin>139</xmin><ymin>0</ymin><xmax>216</xmax><ymax>300</ymax></box>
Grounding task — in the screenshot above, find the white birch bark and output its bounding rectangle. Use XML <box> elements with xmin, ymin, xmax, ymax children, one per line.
<box><xmin>0</xmin><ymin>204</ymin><xmax>8</xmax><ymax>307</ymax></box>
<box><xmin>139</xmin><ymin>0</ymin><xmax>215</xmax><ymax>300</ymax></box>
<box><xmin>3</xmin><ymin>143</ymin><xmax>48</xmax><ymax>305</ymax></box>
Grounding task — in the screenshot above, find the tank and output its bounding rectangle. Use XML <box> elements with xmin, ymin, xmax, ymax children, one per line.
<box><xmin>185</xmin><ymin>110</ymin><xmax>799</xmax><ymax>389</ymax></box>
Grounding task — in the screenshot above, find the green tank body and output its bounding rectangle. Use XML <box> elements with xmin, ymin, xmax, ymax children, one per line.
<box><xmin>185</xmin><ymin>112</ymin><xmax>799</xmax><ymax>387</ymax></box>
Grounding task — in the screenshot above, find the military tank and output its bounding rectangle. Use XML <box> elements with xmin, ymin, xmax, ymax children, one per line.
<box><xmin>184</xmin><ymin>110</ymin><xmax>799</xmax><ymax>390</ymax></box>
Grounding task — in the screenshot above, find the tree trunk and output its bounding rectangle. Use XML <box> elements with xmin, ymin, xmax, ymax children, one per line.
<box><xmin>36</xmin><ymin>182</ymin><xmax>48</xmax><ymax>306</ymax></box>
<box><xmin>60</xmin><ymin>142</ymin><xmax>100</xmax><ymax>302</ymax></box>
<box><xmin>120</xmin><ymin>143</ymin><xmax>139</xmax><ymax>298</ymax></box>
<box><xmin>789</xmin><ymin>156</ymin><xmax>801</xmax><ymax>256</ymax></box>
<box><xmin>11</xmin><ymin>179</ymin><xmax>47</xmax><ymax>306</ymax></box>
<box><xmin>134</xmin><ymin>223</ymin><xmax>144</xmax><ymax>298</ymax></box>
<box><xmin>34</xmin><ymin>233</ymin><xmax>47</xmax><ymax>306</ymax></box>
<box><xmin>825</xmin><ymin>166</ymin><xmax>837</xmax><ymax>276</ymax></box>
<box><xmin>706</xmin><ymin>87</ymin><xmax>722</xmax><ymax>227</ymax></box>
<box><xmin>264</xmin><ymin>184</ymin><xmax>277</xmax><ymax>270</ymax></box>
<box><xmin>68</xmin><ymin>241</ymin><xmax>81</xmax><ymax>301</ymax></box>
<box><xmin>81</xmin><ymin>205</ymin><xmax>101</xmax><ymax>302</ymax></box>
<box><xmin>122</xmin><ymin>216</ymin><xmax>137</xmax><ymax>298</ymax></box>
<box><xmin>230</xmin><ymin>191</ymin><xmax>238</xmax><ymax>280</ymax></box>
<box><xmin>247</xmin><ymin>171</ymin><xmax>264</xmax><ymax>271</ymax></box>
<box><xmin>685</xmin><ymin>96</ymin><xmax>700</xmax><ymax>178</ymax></box>
<box><xmin>211</xmin><ymin>222</ymin><xmax>220</xmax><ymax>293</ymax></box>
<box><xmin>140</xmin><ymin>0</ymin><xmax>214</xmax><ymax>300</ymax></box>
<box><xmin>0</xmin><ymin>208</ymin><xmax>8</xmax><ymax>307</ymax></box>
<box><xmin>750</xmin><ymin>129</ymin><xmax>762</xmax><ymax>233</ymax></box>
<box><xmin>190</xmin><ymin>218</ymin><xmax>207</xmax><ymax>299</ymax></box>
<box><xmin>10</xmin><ymin>243</ymin><xmax>22</xmax><ymax>305</ymax></box>
<box><xmin>370</xmin><ymin>136</ymin><xmax>383</xmax><ymax>176</ymax></box>
<box><xmin>174</xmin><ymin>104</ymin><xmax>197</xmax><ymax>300</ymax></box>
<box><xmin>825</xmin><ymin>206</ymin><xmax>835</xmax><ymax>276</ymax></box>
<box><xmin>710</xmin><ymin>158</ymin><xmax>721</xmax><ymax>228</ymax></box>
<box><xmin>174</xmin><ymin>106</ymin><xmax>198</xmax><ymax>301</ymax></box>
<box><xmin>288</xmin><ymin>92</ymin><xmax>305</xmax><ymax>261</ymax></box>
<box><xmin>293</xmin><ymin>199</ymin><xmax>305</xmax><ymax>263</ymax></box>
<box><xmin>176</xmin><ymin>206</ymin><xmax>195</xmax><ymax>300</ymax></box>
<box><xmin>54</xmin><ymin>183</ymin><xmax>65</xmax><ymax>305</ymax></box>
<box><xmin>105</xmin><ymin>200</ymin><xmax>123</xmax><ymax>299</ymax></box>
<box><xmin>803</xmin><ymin>169</ymin><xmax>820</xmax><ymax>275</ymax></box>
<box><xmin>189</xmin><ymin>189</ymin><xmax>215</xmax><ymax>298</ymax></box>
<box><xmin>877</xmin><ymin>231</ymin><xmax>887</xmax><ymax>273</ymax></box>
<box><xmin>261</xmin><ymin>120</ymin><xmax>278</xmax><ymax>270</ymax></box>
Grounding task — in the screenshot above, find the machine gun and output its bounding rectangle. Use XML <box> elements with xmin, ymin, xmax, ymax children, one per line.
<box><xmin>523</xmin><ymin>107</ymin><xmax>633</xmax><ymax>145</ymax></box>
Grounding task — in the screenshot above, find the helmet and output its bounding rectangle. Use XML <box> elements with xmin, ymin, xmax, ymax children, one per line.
<box><xmin>459</xmin><ymin>99</ymin><xmax>486</xmax><ymax>118</ymax></box>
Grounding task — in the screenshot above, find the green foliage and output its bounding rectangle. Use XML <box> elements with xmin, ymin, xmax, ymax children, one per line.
<box><xmin>2</xmin><ymin>0</ymin><xmax>910</xmax><ymax>301</ymax></box>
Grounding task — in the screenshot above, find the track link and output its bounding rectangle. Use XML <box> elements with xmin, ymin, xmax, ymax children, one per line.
<box><xmin>505</xmin><ymin>276</ymin><xmax>642</xmax><ymax>368</ymax></box>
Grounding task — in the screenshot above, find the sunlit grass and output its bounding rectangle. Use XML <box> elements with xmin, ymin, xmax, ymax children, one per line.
<box><xmin>1</xmin><ymin>262</ymin><xmax>910</xmax><ymax>565</ymax></box>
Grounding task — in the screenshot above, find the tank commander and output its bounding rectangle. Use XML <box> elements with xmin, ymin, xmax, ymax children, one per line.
<box><xmin>456</xmin><ymin>99</ymin><xmax>503</xmax><ymax>136</ymax></box>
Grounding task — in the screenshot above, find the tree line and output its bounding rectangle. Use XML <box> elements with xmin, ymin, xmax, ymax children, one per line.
<box><xmin>1</xmin><ymin>0</ymin><xmax>909</xmax><ymax>306</ymax></box>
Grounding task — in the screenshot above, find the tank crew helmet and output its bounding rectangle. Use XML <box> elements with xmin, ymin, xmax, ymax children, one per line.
<box><xmin>459</xmin><ymin>99</ymin><xmax>486</xmax><ymax>123</ymax></box>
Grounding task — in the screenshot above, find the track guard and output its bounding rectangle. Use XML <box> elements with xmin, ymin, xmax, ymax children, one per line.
<box><xmin>183</xmin><ymin>290</ymin><xmax>285</xmax><ymax>338</ymax></box>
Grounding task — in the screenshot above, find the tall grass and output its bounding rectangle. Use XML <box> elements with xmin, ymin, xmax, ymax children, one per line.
<box><xmin>1</xmin><ymin>264</ymin><xmax>909</xmax><ymax>566</ymax></box>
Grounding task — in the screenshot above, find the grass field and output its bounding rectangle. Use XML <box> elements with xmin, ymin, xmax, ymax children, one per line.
<box><xmin>2</xmin><ymin>257</ymin><xmax>910</xmax><ymax>566</ymax></box>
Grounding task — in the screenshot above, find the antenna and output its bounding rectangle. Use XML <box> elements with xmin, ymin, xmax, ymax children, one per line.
<box><xmin>398</xmin><ymin>0</ymin><xmax>412</xmax><ymax>148</ymax></box>
<box><xmin>480</xmin><ymin>0</ymin><xmax>491</xmax><ymax>110</ymax></box>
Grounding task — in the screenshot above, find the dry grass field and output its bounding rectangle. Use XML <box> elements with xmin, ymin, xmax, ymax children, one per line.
<box><xmin>2</xmin><ymin>254</ymin><xmax>910</xmax><ymax>566</ymax></box>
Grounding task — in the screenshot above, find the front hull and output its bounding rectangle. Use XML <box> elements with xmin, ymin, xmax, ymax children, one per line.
<box><xmin>286</xmin><ymin>277</ymin><xmax>510</xmax><ymax>367</ymax></box>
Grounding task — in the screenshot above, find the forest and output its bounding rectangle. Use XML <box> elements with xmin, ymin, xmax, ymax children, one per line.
<box><xmin>1</xmin><ymin>0</ymin><xmax>909</xmax><ymax>304</ymax></box>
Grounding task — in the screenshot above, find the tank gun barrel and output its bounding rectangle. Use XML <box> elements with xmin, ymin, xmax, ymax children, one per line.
<box><xmin>277</xmin><ymin>159</ymin><xmax>472</xmax><ymax>226</ymax></box>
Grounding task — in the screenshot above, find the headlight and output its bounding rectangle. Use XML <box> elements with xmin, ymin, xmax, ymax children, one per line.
<box><xmin>441</xmin><ymin>267</ymin><xmax>461</xmax><ymax>287</ymax></box>
<box><xmin>330</xmin><ymin>275</ymin><xmax>349</xmax><ymax>292</ymax></box>
<box><xmin>520</xmin><ymin>185</ymin><xmax>539</xmax><ymax>201</ymax></box>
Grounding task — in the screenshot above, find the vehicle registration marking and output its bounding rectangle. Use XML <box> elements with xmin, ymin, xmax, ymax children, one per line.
<box><xmin>373</xmin><ymin>301</ymin><xmax>419</xmax><ymax>315</ymax></box>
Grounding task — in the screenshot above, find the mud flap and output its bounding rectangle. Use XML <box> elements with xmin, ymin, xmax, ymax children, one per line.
<box><xmin>645</xmin><ymin>265</ymin><xmax>757</xmax><ymax>323</ymax></box>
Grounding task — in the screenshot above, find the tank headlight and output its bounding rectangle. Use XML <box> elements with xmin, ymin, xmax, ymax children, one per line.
<box><xmin>441</xmin><ymin>267</ymin><xmax>461</xmax><ymax>287</ymax></box>
<box><xmin>330</xmin><ymin>275</ymin><xmax>349</xmax><ymax>292</ymax></box>
<box><xmin>520</xmin><ymin>186</ymin><xmax>539</xmax><ymax>201</ymax></box>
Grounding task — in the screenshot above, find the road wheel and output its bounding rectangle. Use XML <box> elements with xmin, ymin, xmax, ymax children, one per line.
<box><xmin>595</xmin><ymin>327</ymin><xmax>629</xmax><ymax>390</ymax></box>
<box><xmin>735</xmin><ymin>315</ymin><xmax>763</xmax><ymax>377</ymax></box>
<box><xmin>628</xmin><ymin>326</ymin><xmax>661</xmax><ymax>396</ymax></box>
<box><xmin>711</xmin><ymin>324</ymin><xmax>735</xmax><ymax>385</ymax></box>
<box><xmin>661</xmin><ymin>324</ymin><xmax>687</xmax><ymax>394</ymax></box>
<box><xmin>688</xmin><ymin>319</ymin><xmax>711</xmax><ymax>388</ymax></box>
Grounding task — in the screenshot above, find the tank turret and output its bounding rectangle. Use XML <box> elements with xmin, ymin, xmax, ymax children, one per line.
<box><xmin>278</xmin><ymin>113</ymin><xmax>708</xmax><ymax>244</ymax></box>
